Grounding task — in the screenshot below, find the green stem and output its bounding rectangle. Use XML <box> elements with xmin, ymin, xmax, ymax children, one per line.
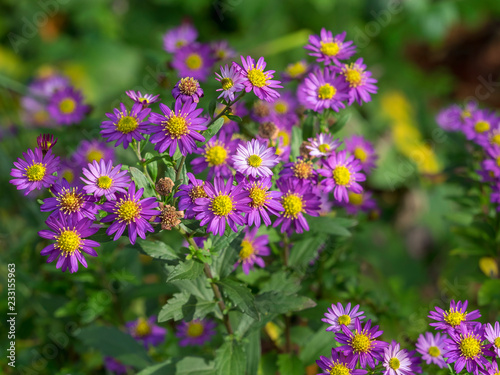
<box><xmin>282</xmin><ymin>233</ymin><xmax>292</xmax><ymax>352</ymax></box>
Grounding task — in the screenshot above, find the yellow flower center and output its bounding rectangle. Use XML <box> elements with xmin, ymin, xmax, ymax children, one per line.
<box><xmin>205</xmin><ymin>144</ymin><xmax>228</xmax><ymax>166</ymax></box>
<box><xmin>187</xmin><ymin>322</ymin><xmax>204</xmax><ymax>337</ymax></box>
<box><xmin>274</xmin><ymin>101</ymin><xmax>288</xmax><ymax>114</ymax></box>
<box><xmin>117</xmin><ymin>200</ymin><xmax>140</xmax><ymax>223</ymax></box>
<box><xmin>329</xmin><ymin>363</ymin><xmax>350</xmax><ymax>375</ymax></box>
<box><xmin>175</xmin><ymin>40</ymin><xmax>186</xmax><ymax>48</ymax></box>
<box><xmin>345</xmin><ymin>67</ymin><xmax>362</xmax><ymax>87</ymax></box>
<box><xmin>333</xmin><ymin>166</ymin><xmax>351</xmax><ymax>186</ymax></box>
<box><xmin>138</xmin><ymin>97</ymin><xmax>149</xmax><ymax>103</ymax></box>
<box><xmin>178</xmin><ymin>77</ymin><xmax>199</xmax><ymax>95</ymax></box>
<box><xmin>444</xmin><ymin>310</ymin><xmax>467</xmax><ymax>327</ymax></box>
<box><xmin>211</xmin><ymin>195</ymin><xmax>233</xmax><ymax>216</ymax></box>
<box><xmin>293</xmin><ymin>160</ymin><xmax>314</xmax><ymax>179</ymax></box>
<box><xmin>354</xmin><ymin>147</ymin><xmax>368</xmax><ymax>162</ymax></box>
<box><xmin>87</xmin><ymin>149</ymin><xmax>105</xmax><ymax>163</ymax></box>
<box><xmin>348</xmin><ymin>192</ymin><xmax>363</xmax><ymax>206</ymax></box>
<box><xmin>282</xmin><ymin>194</ymin><xmax>304</xmax><ymax>219</ymax></box>
<box><xmin>116</xmin><ymin>115</ymin><xmax>138</xmax><ymax>134</ymax></box>
<box><xmin>475</xmin><ymin>120</ymin><xmax>490</xmax><ymax>133</ymax></box>
<box><xmin>59</xmin><ymin>190</ymin><xmax>83</xmax><ymax>213</ymax></box>
<box><xmin>189</xmin><ymin>185</ymin><xmax>208</xmax><ymax>201</ymax></box>
<box><xmin>428</xmin><ymin>346</ymin><xmax>440</xmax><ymax>357</ymax></box>
<box><xmin>247</xmin><ymin>154</ymin><xmax>263</xmax><ymax>167</ymax></box>
<box><xmin>221</xmin><ymin>77</ymin><xmax>234</xmax><ymax>91</ymax></box>
<box><xmin>338</xmin><ymin>314</ymin><xmax>351</xmax><ymax>326</ymax></box>
<box><xmin>286</xmin><ymin>61</ymin><xmax>307</xmax><ymax>78</ymax></box>
<box><xmin>492</xmin><ymin>134</ymin><xmax>500</xmax><ymax>145</ymax></box>
<box><xmin>185</xmin><ymin>53</ymin><xmax>202</xmax><ymax>70</ymax></box>
<box><xmin>494</xmin><ymin>337</ymin><xmax>500</xmax><ymax>348</ymax></box>
<box><xmin>247</xmin><ymin>68</ymin><xmax>268</xmax><ymax>88</ymax></box>
<box><xmin>389</xmin><ymin>358</ymin><xmax>400</xmax><ymax>370</ymax></box>
<box><xmin>461</xmin><ymin>110</ymin><xmax>471</xmax><ymax>120</ymax></box>
<box><xmin>57</xmin><ymin>230</ymin><xmax>81</xmax><ymax>255</ymax></box>
<box><xmin>135</xmin><ymin>318</ymin><xmax>151</xmax><ymax>337</ymax></box>
<box><xmin>164</xmin><ymin>115</ymin><xmax>189</xmax><ymax>139</ymax></box>
<box><xmin>318</xmin><ymin>84</ymin><xmax>336</xmax><ymax>100</ymax></box>
<box><xmin>320</xmin><ymin>41</ymin><xmax>340</xmax><ymax>56</ymax></box>
<box><xmin>239</xmin><ymin>239</ymin><xmax>254</xmax><ymax>260</ymax></box>
<box><xmin>351</xmin><ymin>332</ymin><xmax>371</xmax><ymax>353</ymax></box>
<box><xmin>318</xmin><ymin>143</ymin><xmax>330</xmax><ymax>153</ymax></box>
<box><xmin>459</xmin><ymin>336</ymin><xmax>481</xmax><ymax>359</ymax></box>
<box><xmin>59</xmin><ymin>98</ymin><xmax>76</xmax><ymax>114</ymax></box>
<box><xmin>97</xmin><ymin>176</ymin><xmax>113</xmax><ymax>189</ymax></box>
<box><xmin>277</xmin><ymin>130</ymin><xmax>290</xmax><ymax>146</ymax></box>
<box><xmin>249</xmin><ymin>186</ymin><xmax>267</xmax><ymax>208</ymax></box>
<box><xmin>26</xmin><ymin>163</ymin><xmax>47</xmax><ymax>181</ymax></box>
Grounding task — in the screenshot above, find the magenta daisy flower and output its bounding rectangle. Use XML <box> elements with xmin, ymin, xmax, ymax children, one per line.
<box><xmin>176</xmin><ymin>319</ymin><xmax>216</xmax><ymax>346</ymax></box>
<box><xmin>73</xmin><ymin>139</ymin><xmax>115</xmax><ymax>166</ymax></box>
<box><xmin>322</xmin><ymin>302</ymin><xmax>365</xmax><ymax>332</ymax></box>
<box><xmin>335</xmin><ymin>58</ymin><xmax>378</xmax><ymax>105</ymax></box>
<box><xmin>270</xmin><ymin>91</ymin><xmax>299</xmax><ymax>125</ymax></box>
<box><xmin>279</xmin><ymin>158</ymin><xmax>318</xmax><ymax>184</ymax></box>
<box><xmin>125</xmin><ymin>316</ymin><xmax>166</xmax><ymax>349</ymax></box>
<box><xmin>104</xmin><ymin>357</ymin><xmax>129</xmax><ymax>375</ymax></box>
<box><xmin>37</xmin><ymin>133</ymin><xmax>58</xmax><ymax>153</ymax></box>
<box><xmin>318</xmin><ymin>151</ymin><xmax>365</xmax><ymax>203</ymax></box>
<box><xmin>484</xmin><ymin>361</ymin><xmax>500</xmax><ymax>375</ymax></box>
<box><xmin>193</xmin><ymin>176</ymin><xmax>251</xmax><ymax>236</ymax></box>
<box><xmin>316</xmin><ymin>348</ymin><xmax>368</xmax><ymax>375</ymax></box>
<box><xmin>163</xmin><ymin>23</ymin><xmax>198</xmax><ymax>53</ymax></box>
<box><xmin>345</xmin><ymin>135</ymin><xmax>377</xmax><ymax>173</ymax></box>
<box><xmin>436</xmin><ymin>102</ymin><xmax>477</xmax><ymax>132</ymax></box>
<box><xmin>100</xmin><ymin>103</ymin><xmax>151</xmax><ymax>149</ymax></box>
<box><xmin>47</xmin><ymin>86</ymin><xmax>89</xmax><ymax>125</ymax></box>
<box><xmin>81</xmin><ymin>160</ymin><xmax>130</xmax><ymax>201</ymax></box>
<box><xmin>29</xmin><ymin>74</ymin><xmax>70</xmax><ymax>97</ymax></box>
<box><xmin>237</xmin><ymin>56</ymin><xmax>282</xmax><ymax>103</ymax></box>
<box><xmin>240</xmin><ymin>176</ymin><xmax>283</xmax><ymax>227</ymax></box>
<box><xmin>273</xmin><ymin>178</ymin><xmax>321</xmax><ymax>235</ymax></box>
<box><xmin>211</xmin><ymin>40</ymin><xmax>236</xmax><ymax>61</ymax></box>
<box><xmin>146</xmin><ymin>98</ymin><xmax>206</xmax><ymax>157</ymax></box>
<box><xmin>382</xmin><ymin>341</ymin><xmax>413</xmax><ymax>375</ymax></box>
<box><xmin>215</xmin><ymin>64</ymin><xmax>245</xmax><ymax>102</ymax></box>
<box><xmin>172</xmin><ymin>77</ymin><xmax>204</xmax><ymax>103</ymax></box>
<box><xmin>480</xmin><ymin>145</ymin><xmax>500</xmax><ymax>178</ymax></box>
<box><xmin>10</xmin><ymin>147</ymin><xmax>59</xmax><ymax>196</ymax></box>
<box><xmin>232</xmin><ymin>139</ymin><xmax>279</xmax><ymax>178</ymax></box>
<box><xmin>38</xmin><ymin>213</ymin><xmax>100</xmax><ymax>273</ymax></box>
<box><xmin>462</xmin><ymin>109</ymin><xmax>499</xmax><ymax>145</ymax></box>
<box><xmin>305</xmin><ymin>29</ymin><xmax>356</xmax><ymax>65</ymax></box>
<box><xmin>172</xmin><ymin>43</ymin><xmax>215</xmax><ymax>82</ymax></box>
<box><xmin>235</xmin><ymin>226</ymin><xmax>270</xmax><ymax>274</ymax></box>
<box><xmin>344</xmin><ymin>191</ymin><xmax>378</xmax><ymax>215</ymax></box>
<box><xmin>41</xmin><ymin>179</ymin><xmax>97</xmax><ymax>221</ymax></box>
<box><xmin>428</xmin><ymin>300</ymin><xmax>481</xmax><ymax>332</ymax></box>
<box><xmin>307</xmin><ymin>133</ymin><xmax>341</xmax><ymax>157</ymax></box>
<box><xmin>175</xmin><ymin>173</ymin><xmax>208</xmax><ymax>219</ymax></box>
<box><xmin>415</xmin><ymin>332</ymin><xmax>448</xmax><ymax>368</ymax></box>
<box><xmin>485</xmin><ymin>321</ymin><xmax>500</xmax><ymax>357</ymax></box>
<box><xmin>101</xmin><ymin>182</ymin><xmax>159</xmax><ymax>244</ymax></box>
<box><xmin>125</xmin><ymin>90</ymin><xmax>160</xmax><ymax>107</ymax></box>
<box><xmin>302</xmin><ymin>68</ymin><xmax>349</xmax><ymax>112</ymax></box>
<box><xmin>336</xmin><ymin>318</ymin><xmax>388</xmax><ymax>369</ymax></box>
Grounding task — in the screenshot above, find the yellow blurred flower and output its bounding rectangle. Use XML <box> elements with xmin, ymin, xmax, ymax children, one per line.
<box><xmin>479</xmin><ymin>257</ymin><xmax>498</xmax><ymax>278</ymax></box>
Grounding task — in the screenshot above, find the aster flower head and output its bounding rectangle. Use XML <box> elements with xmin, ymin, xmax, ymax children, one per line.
<box><xmin>240</xmin><ymin>176</ymin><xmax>283</xmax><ymax>227</ymax></box>
<box><xmin>73</xmin><ymin>139</ymin><xmax>115</xmax><ymax>166</ymax></box>
<box><xmin>48</xmin><ymin>86</ymin><xmax>89</xmax><ymax>125</ymax></box>
<box><xmin>480</xmin><ymin>145</ymin><xmax>500</xmax><ymax>179</ymax></box>
<box><xmin>305</xmin><ymin>29</ymin><xmax>356</xmax><ymax>65</ymax></box>
<box><xmin>232</xmin><ymin>139</ymin><xmax>279</xmax><ymax>178</ymax></box>
<box><xmin>407</xmin><ymin>350</ymin><xmax>423</xmax><ymax>374</ymax></box>
<box><xmin>344</xmin><ymin>191</ymin><xmax>378</xmax><ymax>215</ymax></box>
<box><xmin>282</xmin><ymin>60</ymin><xmax>310</xmax><ymax>82</ymax></box>
<box><xmin>483</xmin><ymin>361</ymin><xmax>500</xmax><ymax>375</ymax></box>
<box><xmin>81</xmin><ymin>159</ymin><xmax>130</xmax><ymax>201</ymax></box>
<box><xmin>382</xmin><ymin>341</ymin><xmax>413</xmax><ymax>375</ymax></box>
<box><xmin>175</xmin><ymin>172</ymin><xmax>208</xmax><ymax>219</ymax></box>
<box><xmin>235</xmin><ymin>226</ymin><xmax>270</xmax><ymax>274</ymax></box>
<box><xmin>237</xmin><ymin>56</ymin><xmax>282</xmax><ymax>103</ymax></box>
<box><xmin>335</xmin><ymin>58</ymin><xmax>378</xmax><ymax>105</ymax></box>
<box><xmin>316</xmin><ymin>347</ymin><xmax>368</xmax><ymax>375</ymax></box>
<box><xmin>172</xmin><ymin>43</ymin><xmax>215</xmax><ymax>82</ymax></box>
<box><xmin>428</xmin><ymin>300</ymin><xmax>481</xmax><ymax>333</ymax></box>
<box><xmin>22</xmin><ymin>96</ymin><xmax>51</xmax><ymax>126</ymax></box>
<box><xmin>37</xmin><ymin>133</ymin><xmax>58</xmax><ymax>153</ymax></box>
<box><xmin>415</xmin><ymin>332</ymin><xmax>448</xmax><ymax>368</ymax></box>
<box><xmin>215</xmin><ymin>64</ymin><xmax>245</xmax><ymax>102</ymax></box>
<box><xmin>58</xmin><ymin>159</ymin><xmax>80</xmax><ymax>187</ymax></box>
<box><xmin>273</xmin><ymin>178</ymin><xmax>321</xmax><ymax>235</ymax></box>
<box><xmin>279</xmin><ymin>158</ymin><xmax>318</xmax><ymax>184</ymax></box>
<box><xmin>270</xmin><ymin>91</ymin><xmax>299</xmax><ymax>125</ymax></box>
<box><xmin>29</xmin><ymin>74</ymin><xmax>70</xmax><ymax>97</ymax></box>
<box><xmin>10</xmin><ymin>147</ymin><xmax>60</xmax><ymax>196</ymax></box>
<box><xmin>101</xmin><ymin>182</ymin><xmax>159</xmax><ymax>245</ymax></box>
<box><xmin>100</xmin><ymin>102</ymin><xmax>151</xmax><ymax>149</ymax></box>
<box><xmin>125</xmin><ymin>90</ymin><xmax>160</xmax><ymax>107</ymax></box>
<box><xmin>163</xmin><ymin>23</ymin><xmax>198</xmax><ymax>53</ymax></box>
<box><xmin>172</xmin><ymin>77</ymin><xmax>204</xmax><ymax>103</ymax></box>
<box><xmin>485</xmin><ymin>321</ymin><xmax>500</xmax><ymax>357</ymax></box>
<box><xmin>193</xmin><ymin>176</ymin><xmax>251</xmax><ymax>236</ymax></box>
<box><xmin>463</xmin><ymin>109</ymin><xmax>499</xmax><ymax>146</ymax></box>
<box><xmin>125</xmin><ymin>316</ymin><xmax>166</xmax><ymax>349</ymax></box>
<box><xmin>104</xmin><ymin>357</ymin><xmax>129</xmax><ymax>375</ymax></box>
<box><xmin>336</xmin><ymin>318</ymin><xmax>388</xmax><ymax>369</ymax></box>
<box><xmin>345</xmin><ymin>135</ymin><xmax>377</xmax><ymax>173</ymax></box>
<box><xmin>176</xmin><ymin>319</ymin><xmax>216</xmax><ymax>346</ymax></box>
<box><xmin>318</xmin><ymin>150</ymin><xmax>365</xmax><ymax>203</ymax></box>
<box><xmin>436</xmin><ymin>101</ymin><xmax>477</xmax><ymax>132</ymax></box>
<box><xmin>307</xmin><ymin>133</ymin><xmax>341</xmax><ymax>157</ymax></box>
<box><xmin>322</xmin><ymin>302</ymin><xmax>365</xmax><ymax>332</ymax></box>
<box><xmin>211</xmin><ymin>40</ymin><xmax>236</xmax><ymax>61</ymax></box>
<box><xmin>38</xmin><ymin>213</ymin><xmax>100</xmax><ymax>273</ymax></box>
<box><xmin>146</xmin><ymin>98</ymin><xmax>206</xmax><ymax>157</ymax></box>
<box><xmin>302</xmin><ymin>67</ymin><xmax>350</xmax><ymax>112</ymax></box>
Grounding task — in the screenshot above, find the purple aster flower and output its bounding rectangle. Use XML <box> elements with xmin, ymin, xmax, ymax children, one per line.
<box><xmin>316</xmin><ymin>348</ymin><xmax>368</xmax><ymax>375</ymax></box>
<box><xmin>270</xmin><ymin>91</ymin><xmax>299</xmax><ymax>125</ymax></box>
<box><xmin>232</xmin><ymin>139</ymin><xmax>279</xmax><ymax>178</ymax></box>
<box><xmin>191</xmin><ymin>131</ymin><xmax>239</xmax><ymax>179</ymax></box>
<box><xmin>81</xmin><ymin>160</ymin><xmax>130</xmax><ymax>201</ymax></box>
<box><xmin>307</xmin><ymin>133</ymin><xmax>341</xmax><ymax>158</ymax></box>
<box><xmin>235</xmin><ymin>226</ymin><xmax>270</xmax><ymax>274</ymax></box>
<box><xmin>146</xmin><ymin>98</ymin><xmax>206</xmax><ymax>157</ymax></box>
<box><xmin>273</xmin><ymin>178</ymin><xmax>321</xmax><ymax>235</ymax></box>
<box><xmin>172</xmin><ymin>77</ymin><xmax>204</xmax><ymax>103</ymax></box>
<box><xmin>193</xmin><ymin>176</ymin><xmax>251</xmax><ymax>236</ymax></box>
<box><xmin>344</xmin><ymin>191</ymin><xmax>378</xmax><ymax>215</ymax></box>
<box><xmin>322</xmin><ymin>302</ymin><xmax>365</xmax><ymax>332</ymax></box>
<box><xmin>41</xmin><ymin>179</ymin><xmax>97</xmax><ymax>221</ymax></box>
<box><xmin>336</xmin><ymin>318</ymin><xmax>388</xmax><ymax>369</ymax></box>
<box><xmin>319</xmin><ymin>151</ymin><xmax>365</xmax><ymax>203</ymax></box>
<box><xmin>176</xmin><ymin>319</ymin><xmax>216</xmax><ymax>346</ymax></box>
<box><xmin>58</xmin><ymin>159</ymin><xmax>81</xmax><ymax>187</ymax></box>
<box><xmin>407</xmin><ymin>350</ymin><xmax>422</xmax><ymax>374</ymax></box>
<box><xmin>101</xmin><ymin>182</ymin><xmax>159</xmax><ymax>245</ymax></box>
<box><xmin>73</xmin><ymin>139</ymin><xmax>115</xmax><ymax>166</ymax></box>
<box><xmin>428</xmin><ymin>300</ymin><xmax>481</xmax><ymax>332</ymax></box>
<box><xmin>37</xmin><ymin>133</ymin><xmax>58</xmax><ymax>153</ymax></box>
<box><xmin>480</xmin><ymin>145</ymin><xmax>500</xmax><ymax>178</ymax></box>
<box><xmin>445</xmin><ymin>324</ymin><xmax>493</xmax><ymax>375</ymax></box>
<box><xmin>172</xmin><ymin>43</ymin><xmax>215</xmax><ymax>82</ymax></box>
<box><xmin>10</xmin><ymin>147</ymin><xmax>60</xmax><ymax>196</ymax></box>
<box><xmin>436</xmin><ymin>102</ymin><xmax>477</xmax><ymax>132</ymax></box>
<box><xmin>382</xmin><ymin>341</ymin><xmax>413</xmax><ymax>375</ymax></box>
<box><xmin>175</xmin><ymin>173</ymin><xmax>208</xmax><ymax>219</ymax></box>
<box><xmin>101</xmin><ymin>102</ymin><xmax>150</xmax><ymax>149</ymax></box>
<box><xmin>125</xmin><ymin>90</ymin><xmax>160</xmax><ymax>107</ymax></box>
<box><xmin>279</xmin><ymin>158</ymin><xmax>318</xmax><ymax>184</ymax></box>
<box><xmin>463</xmin><ymin>109</ymin><xmax>499</xmax><ymax>145</ymax></box>
<box><xmin>215</xmin><ymin>64</ymin><xmax>245</xmax><ymax>102</ymax></box>
<box><xmin>240</xmin><ymin>176</ymin><xmax>283</xmax><ymax>227</ymax></box>
<box><xmin>282</xmin><ymin>60</ymin><xmax>310</xmax><ymax>82</ymax></box>
<box><xmin>29</xmin><ymin>74</ymin><xmax>69</xmax><ymax>97</ymax></box>
<box><xmin>335</xmin><ymin>58</ymin><xmax>378</xmax><ymax>105</ymax></box>
<box><xmin>47</xmin><ymin>86</ymin><xmax>89</xmax><ymax>125</ymax></box>
<box><xmin>484</xmin><ymin>361</ymin><xmax>500</xmax><ymax>375</ymax></box>
<box><xmin>485</xmin><ymin>321</ymin><xmax>500</xmax><ymax>357</ymax></box>
<box><xmin>211</xmin><ymin>40</ymin><xmax>236</xmax><ymax>61</ymax></box>
<box><xmin>125</xmin><ymin>316</ymin><xmax>166</xmax><ymax>349</ymax></box>
<box><xmin>104</xmin><ymin>357</ymin><xmax>129</xmax><ymax>375</ymax></box>
<box><xmin>345</xmin><ymin>135</ymin><xmax>377</xmax><ymax>173</ymax></box>
<box><xmin>21</xmin><ymin>96</ymin><xmax>51</xmax><ymax>127</ymax></box>
<box><xmin>236</xmin><ymin>56</ymin><xmax>282</xmax><ymax>103</ymax></box>
<box><xmin>302</xmin><ymin>68</ymin><xmax>349</xmax><ymax>112</ymax></box>
<box><xmin>163</xmin><ymin>23</ymin><xmax>198</xmax><ymax>53</ymax></box>
<box><xmin>38</xmin><ymin>213</ymin><xmax>100</xmax><ymax>273</ymax></box>
<box><xmin>485</xmin><ymin>125</ymin><xmax>500</xmax><ymax>149</ymax></box>
<box><xmin>305</xmin><ymin>29</ymin><xmax>356</xmax><ymax>65</ymax></box>
<box><xmin>415</xmin><ymin>332</ymin><xmax>448</xmax><ymax>368</ymax></box>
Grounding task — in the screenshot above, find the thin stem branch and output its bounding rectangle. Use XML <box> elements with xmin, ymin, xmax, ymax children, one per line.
<box><xmin>282</xmin><ymin>233</ymin><xmax>292</xmax><ymax>352</ymax></box>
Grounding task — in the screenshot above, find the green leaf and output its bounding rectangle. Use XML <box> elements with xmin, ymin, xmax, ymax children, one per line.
<box><xmin>209</xmin><ymin>99</ymin><xmax>217</xmax><ymax>118</ymax></box>
<box><xmin>132</xmin><ymin>239</ymin><xmax>179</xmax><ymax>261</ymax></box>
<box><xmin>158</xmin><ymin>292</ymin><xmax>217</xmax><ymax>322</ymax></box>
<box><xmin>166</xmin><ymin>259</ymin><xmax>204</xmax><ymax>282</ymax></box>
<box><xmin>256</xmin><ymin>292</ymin><xmax>316</xmax><ymax>316</ymax></box>
<box><xmin>331</xmin><ymin>113</ymin><xmax>350</xmax><ymax>133</ymax></box>
<box><xmin>288</xmin><ymin>236</ymin><xmax>327</xmax><ymax>268</ymax></box>
<box><xmin>306</xmin><ymin>216</ymin><xmax>352</xmax><ymax>237</ymax></box>
<box><xmin>277</xmin><ymin>353</ymin><xmax>306</xmax><ymax>375</ymax></box>
<box><xmin>291</xmin><ymin>126</ymin><xmax>303</xmax><ymax>160</ymax></box>
<box><xmin>217</xmin><ymin>279</ymin><xmax>259</xmax><ymax>320</ymax></box>
<box><xmin>211</xmin><ymin>229</ymin><xmax>244</xmax><ymax>279</ymax></box>
<box><xmin>214</xmin><ymin>340</ymin><xmax>246</xmax><ymax>375</ymax></box>
<box><xmin>299</xmin><ymin>328</ymin><xmax>333</xmax><ymax>366</ymax></box>
<box><xmin>200</xmin><ymin>118</ymin><xmax>225</xmax><ymax>145</ymax></box>
<box><xmin>179</xmin><ymin>219</ymin><xmax>207</xmax><ymax>236</ymax></box>
<box><xmin>145</xmin><ymin>152</ymin><xmax>158</xmax><ymax>182</ymax></box>
<box><xmin>130</xmin><ymin>167</ymin><xmax>155</xmax><ymax>198</ymax></box>
<box><xmin>260</xmin><ymin>271</ymin><xmax>301</xmax><ymax>295</ymax></box>
<box><xmin>137</xmin><ymin>357</ymin><xmax>215</xmax><ymax>375</ymax></box>
<box><xmin>226</xmin><ymin>114</ymin><xmax>242</xmax><ymax>122</ymax></box>
<box><xmin>245</xmin><ymin>331</ymin><xmax>261</xmax><ymax>375</ymax></box>
<box><xmin>478</xmin><ymin>279</ymin><xmax>500</xmax><ymax>306</ymax></box>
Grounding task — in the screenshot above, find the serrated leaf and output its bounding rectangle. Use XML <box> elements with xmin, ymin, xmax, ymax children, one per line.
<box><xmin>245</xmin><ymin>331</ymin><xmax>261</xmax><ymax>375</ymax></box>
<box><xmin>132</xmin><ymin>239</ymin><xmax>179</xmax><ymax>261</ymax></box>
<box><xmin>256</xmin><ymin>292</ymin><xmax>316</xmax><ymax>316</ymax></box>
<box><xmin>260</xmin><ymin>271</ymin><xmax>301</xmax><ymax>295</ymax></box>
<box><xmin>167</xmin><ymin>259</ymin><xmax>204</xmax><ymax>282</ymax></box>
<box><xmin>214</xmin><ymin>340</ymin><xmax>246</xmax><ymax>375</ymax></box>
<box><xmin>130</xmin><ymin>167</ymin><xmax>155</xmax><ymax>198</ymax></box>
<box><xmin>288</xmin><ymin>236</ymin><xmax>327</xmax><ymax>268</ymax></box>
<box><xmin>158</xmin><ymin>292</ymin><xmax>217</xmax><ymax>322</ymax></box>
<box><xmin>217</xmin><ymin>279</ymin><xmax>259</xmax><ymax>320</ymax></box>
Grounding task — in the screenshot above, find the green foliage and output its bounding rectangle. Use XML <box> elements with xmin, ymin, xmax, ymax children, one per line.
<box><xmin>158</xmin><ymin>291</ymin><xmax>217</xmax><ymax>322</ymax></box>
